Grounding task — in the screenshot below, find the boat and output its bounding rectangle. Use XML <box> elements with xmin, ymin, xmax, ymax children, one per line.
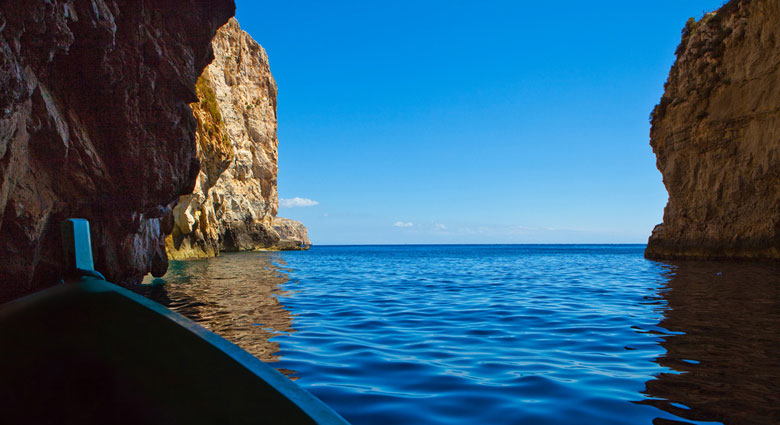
<box><xmin>0</xmin><ymin>219</ymin><xmax>349</xmax><ymax>425</ymax></box>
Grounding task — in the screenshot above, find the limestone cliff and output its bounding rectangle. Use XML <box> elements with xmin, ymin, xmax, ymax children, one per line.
<box><xmin>0</xmin><ymin>0</ymin><xmax>235</xmax><ymax>302</ymax></box>
<box><xmin>271</xmin><ymin>217</ymin><xmax>312</xmax><ymax>251</ymax></box>
<box><xmin>167</xmin><ymin>18</ymin><xmax>310</xmax><ymax>260</ymax></box>
<box><xmin>646</xmin><ymin>0</ymin><xmax>780</xmax><ymax>260</ymax></box>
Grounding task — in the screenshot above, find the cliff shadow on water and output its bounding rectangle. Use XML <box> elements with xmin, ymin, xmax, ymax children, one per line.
<box><xmin>134</xmin><ymin>252</ymin><xmax>297</xmax><ymax>375</ymax></box>
<box><xmin>639</xmin><ymin>260</ymin><xmax>780</xmax><ymax>424</ymax></box>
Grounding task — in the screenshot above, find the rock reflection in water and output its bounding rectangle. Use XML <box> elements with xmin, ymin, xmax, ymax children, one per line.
<box><xmin>641</xmin><ymin>261</ymin><xmax>780</xmax><ymax>425</ymax></box>
<box><xmin>136</xmin><ymin>252</ymin><xmax>295</xmax><ymax>371</ymax></box>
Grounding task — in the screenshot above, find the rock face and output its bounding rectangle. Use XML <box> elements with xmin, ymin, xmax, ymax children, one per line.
<box><xmin>646</xmin><ymin>0</ymin><xmax>780</xmax><ymax>260</ymax></box>
<box><xmin>0</xmin><ymin>0</ymin><xmax>235</xmax><ymax>302</ymax></box>
<box><xmin>167</xmin><ymin>18</ymin><xmax>310</xmax><ymax>259</ymax></box>
<box><xmin>271</xmin><ymin>217</ymin><xmax>312</xmax><ymax>251</ymax></box>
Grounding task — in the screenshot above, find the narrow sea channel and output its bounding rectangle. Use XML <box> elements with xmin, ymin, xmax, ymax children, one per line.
<box><xmin>137</xmin><ymin>245</ymin><xmax>780</xmax><ymax>425</ymax></box>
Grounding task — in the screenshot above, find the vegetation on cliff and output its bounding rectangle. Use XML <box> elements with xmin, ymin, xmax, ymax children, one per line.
<box><xmin>167</xmin><ymin>18</ymin><xmax>310</xmax><ymax>261</ymax></box>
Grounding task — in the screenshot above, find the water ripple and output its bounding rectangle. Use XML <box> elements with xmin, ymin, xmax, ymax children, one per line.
<box><xmin>139</xmin><ymin>245</ymin><xmax>780</xmax><ymax>425</ymax></box>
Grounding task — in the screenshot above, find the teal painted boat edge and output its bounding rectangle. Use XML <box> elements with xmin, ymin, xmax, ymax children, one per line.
<box><xmin>86</xmin><ymin>277</ymin><xmax>350</xmax><ymax>425</ymax></box>
<box><xmin>1</xmin><ymin>277</ymin><xmax>350</xmax><ymax>425</ymax></box>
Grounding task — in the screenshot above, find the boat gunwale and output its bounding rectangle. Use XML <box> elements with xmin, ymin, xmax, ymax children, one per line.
<box><xmin>0</xmin><ymin>277</ymin><xmax>350</xmax><ymax>425</ymax></box>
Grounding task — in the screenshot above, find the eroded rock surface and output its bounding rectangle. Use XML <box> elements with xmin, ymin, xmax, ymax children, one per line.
<box><xmin>0</xmin><ymin>0</ymin><xmax>235</xmax><ymax>301</ymax></box>
<box><xmin>271</xmin><ymin>217</ymin><xmax>311</xmax><ymax>251</ymax></box>
<box><xmin>167</xmin><ymin>18</ymin><xmax>310</xmax><ymax>259</ymax></box>
<box><xmin>646</xmin><ymin>0</ymin><xmax>780</xmax><ymax>260</ymax></box>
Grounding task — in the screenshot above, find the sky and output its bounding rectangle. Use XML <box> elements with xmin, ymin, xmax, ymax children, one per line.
<box><xmin>234</xmin><ymin>0</ymin><xmax>726</xmax><ymax>245</ymax></box>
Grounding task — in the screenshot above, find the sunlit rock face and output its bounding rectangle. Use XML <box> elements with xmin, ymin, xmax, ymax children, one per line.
<box><xmin>167</xmin><ymin>18</ymin><xmax>310</xmax><ymax>259</ymax></box>
<box><xmin>272</xmin><ymin>217</ymin><xmax>312</xmax><ymax>251</ymax></box>
<box><xmin>646</xmin><ymin>0</ymin><xmax>780</xmax><ymax>260</ymax></box>
<box><xmin>0</xmin><ymin>0</ymin><xmax>235</xmax><ymax>301</ymax></box>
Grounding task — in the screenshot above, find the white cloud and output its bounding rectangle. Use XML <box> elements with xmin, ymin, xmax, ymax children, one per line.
<box><xmin>279</xmin><ymin>197</ymin><xmax>319</xmax><ymax>208</ymax></box>
<box><xmin>393</xmin><ymin>221</ymin><xmax>414</xmax><ymax>228</ymax></box>
<box><xmin>435</xmin><ymin>223</ymin><xmax>447</xmax><ymax>230</ymax></box>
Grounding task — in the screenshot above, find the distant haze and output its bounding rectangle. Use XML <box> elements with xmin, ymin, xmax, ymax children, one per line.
<box><xmin>236</xmin><ymin>0</ymin><xmax>725</xmax><ymax>245</ymax></box>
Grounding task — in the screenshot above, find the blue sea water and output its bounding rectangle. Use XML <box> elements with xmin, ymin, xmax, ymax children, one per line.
<box><xmin>139</xmin><ymin>245</ymin><xmax>780</xmax><ymax>425</ymax></box>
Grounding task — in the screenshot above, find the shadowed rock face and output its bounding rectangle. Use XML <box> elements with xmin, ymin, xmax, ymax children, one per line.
<box><xmin>0</xmin><ymin>0</ymin><xmax>235</xmax><ymax>302</ymax></box>
<box><xmin>167</xmin><ymin>18</ymin><xmax>310</xmax><ymax>260</ymax></box>
<box><xmin>646</xmin><ymin>0</ymin><xmax>780</xmax><ymax>260</ymax></box>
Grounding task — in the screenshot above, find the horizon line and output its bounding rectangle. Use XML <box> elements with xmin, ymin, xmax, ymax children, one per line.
<box><xmin>304</xmin><ymin>243</ymin><xmax>649</xmax><ymax>247</ymax></box>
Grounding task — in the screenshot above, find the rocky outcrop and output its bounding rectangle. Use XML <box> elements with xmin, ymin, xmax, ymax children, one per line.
<box><xmin>167</xmin><ymin>18</ymin><xmax>310</xmax><ymax>259</ymax></box>
<box><xmin>271</xmin><ymin>217</ymin><xmax>311</xmax><ymax>250</ymax></box>
<box><xmin>0</xmin><ymin>0</ymin><xmax>235</xmax><ymax>302</ymax></box>
<box><xmin>646</xmin><ymin>0</ymin><xmax>780</xmax><ymax>260</ymax></box>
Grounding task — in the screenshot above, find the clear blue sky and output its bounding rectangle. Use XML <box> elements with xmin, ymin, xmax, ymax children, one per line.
<box><xmin>235</xmin><ymin>0</ymin><xmax>725</xmax><ymax>245</ymax></box>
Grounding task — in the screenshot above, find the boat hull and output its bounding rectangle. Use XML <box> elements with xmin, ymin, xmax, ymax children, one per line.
<box><xmin>0</xmin><ymin>277</ymin><xmax>348</xmax><ymax>425</ymax></box>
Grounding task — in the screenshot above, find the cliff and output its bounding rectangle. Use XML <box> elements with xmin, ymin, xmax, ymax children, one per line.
<box><xmin>271</xmin><ymin>217</ymin><xmax>312</xmax><ymax>251</ymax></box>
<box><xmin>0</xmin><ymin>0</ymin><xmax>235</xmax><ymax>302</ymax></box>
<box><xmin>167</xmin><ymin>18</ymin><xmax>310</xmax><ymax>260</ymax></box>
<box><xmin>646</xmin><ymin>0</ymin><xmax>780</xmax><ymax>260</ymax></box>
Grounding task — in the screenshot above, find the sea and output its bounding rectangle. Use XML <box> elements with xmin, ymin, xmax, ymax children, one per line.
<box><xmin>137</xmin><ymin>245</ymin><xmax>780</xmax><ymax>425</ymax></box>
